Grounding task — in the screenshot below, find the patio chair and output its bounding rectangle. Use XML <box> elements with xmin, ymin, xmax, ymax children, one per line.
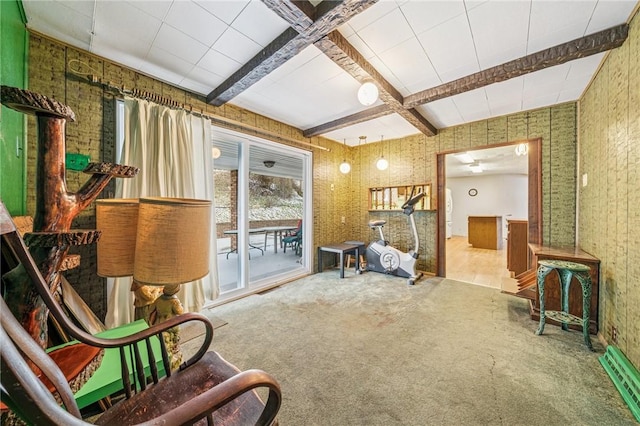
<box><xmin>283</xmin><ymin>229</ymin><xmax>302</xmax><ymax>255</ymax></box>
<box><xmin>0</xmin><ymin>202</ymin><xmax>281</xmax><ymax>425</ymax></box>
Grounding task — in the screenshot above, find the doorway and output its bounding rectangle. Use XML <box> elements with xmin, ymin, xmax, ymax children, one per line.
<box><xmin>436</xmin><ymin>139</ymin><xmax>542</xmax><ymax>286</ymax></box>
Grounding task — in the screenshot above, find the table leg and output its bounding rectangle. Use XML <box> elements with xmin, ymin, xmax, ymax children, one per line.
<box><xmin>318</xmin><ymin>248</ymin><xmax>323</xmax><ymax>273</ymax></box>
<box><xmin>339</xmin><ymin>251</ymin><xmax>345</xmax><ymax>278</ymax></box>
<box><xmin>354</xmin><ymin>247</ymin><xmax>359</xmax><ymax>274</ymax></box>
<box><xmin>535</xmin><ymin>264</ymin><xmax>554</xmax><ymax>336</ymax></box>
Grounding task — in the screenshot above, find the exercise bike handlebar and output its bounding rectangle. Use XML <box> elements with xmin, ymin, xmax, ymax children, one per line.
<box><xmin>401</xmin><ymin>188</ymin><xmax>425</xmax><ymax>211</ymax></box>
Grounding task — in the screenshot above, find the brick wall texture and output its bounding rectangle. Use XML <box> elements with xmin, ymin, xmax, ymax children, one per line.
<box><xmin>578</xmin><ymin>9</ymin><xmax>640</xmax><ymax>368</ymax></box>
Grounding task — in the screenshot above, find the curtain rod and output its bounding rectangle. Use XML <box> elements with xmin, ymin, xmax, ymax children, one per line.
<box><xmin>68</xmin><ymin>62</ymin><xmax>331</xmax><ymax>152</ymax></box>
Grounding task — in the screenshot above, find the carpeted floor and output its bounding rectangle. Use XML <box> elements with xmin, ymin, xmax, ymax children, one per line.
<box><xmin>182</xmin><ymin>270</ymin><xmax>637</xmax><ymax>425</ymax></box>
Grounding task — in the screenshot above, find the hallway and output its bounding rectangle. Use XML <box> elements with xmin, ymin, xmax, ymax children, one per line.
<box><xmin>445</xmin><ymin>235</ymin><xmax>519</xmax><ymax>293</ymax></box>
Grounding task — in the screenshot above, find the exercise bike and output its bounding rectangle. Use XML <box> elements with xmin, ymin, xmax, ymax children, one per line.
<box><xmin>366</xmin><ymin>187</ymin><xmax>424</xmax><ymax>285</ymax></box>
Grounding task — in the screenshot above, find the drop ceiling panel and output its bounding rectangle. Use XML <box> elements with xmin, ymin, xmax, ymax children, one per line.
<box><xmin>400</xmin><ymin>0</ymin><xmax>466</xmax><ymax>35</ymax></box>
<box><xmin>194</xmin><ymin>0</ymin><xmax>249</xmax><ymax>25</ymax></box>
<box><xmin>376</xmin><ymin>37</ymin><xmax>438</xmax><ymax>90</ymax></box>
<box><xmin>344</xmin><ymin>1</ymin><xmax>399</xmax><ymax>32</ymax></box>
<box><xmin>94</xmin><ymin>2</ymin><xmax>161</xmax><ymax>46</ymax></box>
<box><xmin>527</xmin><ymin>1</ymin><xmax>596</xmax><ymax>54</ymax></box>
<box><xmin>164</xmin><ymin>1</ymin><xmax>227</xmax><ymax>47</ymax></box>
<box><xmin>451</xmin><ymin>88</ymin><xmax>491</xmax><ymax>123</ymax></box>
<box><xmin>416</xmin><ymin>13</ymin><xmax>479</xmax><ymax>84</ymax></box>
<box><xmin>323</xmin><ymin>113</ymin><xmax>421</xmax><ymax>146</ymax></box>
<box><xmin>127</xmin><ymin>1</ymin><xmax>173</xmax><ymax>20</ymax></box>
<box><xmin>212</xmin><ymin>27</ymin><xmax>262</xmax><ymax>64</ymax></box>
<box><xmin>230</xmin><ymin>0</ymin><xmax>290</xmax><ymax>46</ymax></box>
<box><xmin>23</xmin><ymin>2</ymin><xmax>93</xmax><ymax>50</ymax></box>
<box><xmin>468</xmin><ymin>1</ymin><xmax>530</xmax><ymax>69</ymax></box>
<box><xmin>356</xmin><ymin>8</ymin><xmax>414</xmax><ymax>54</ymax></box>
<box><xmin>153</xmin><ymin>24</ymin><xmax>209</xmax><ymax>65</ymax></box>
<box><xmin>417</xmin><ymin>98</ymin><xmax>464</xmax><ymax>129</ymax></box>
<box><xmin>196</xmin><ymin>49</ymin><xmax>242</xmax><ymax>81</ymax></box>
<box><xmin>587</xmin><ymin>1</ymin><xmax>639</xmax><ymax>33</ymax></box>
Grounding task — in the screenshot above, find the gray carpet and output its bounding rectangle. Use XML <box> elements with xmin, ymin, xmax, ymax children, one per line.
<box><xmin>183</xmin><ymin>270</ymin><xmax>636</xmax><ymax>425</ymax></box>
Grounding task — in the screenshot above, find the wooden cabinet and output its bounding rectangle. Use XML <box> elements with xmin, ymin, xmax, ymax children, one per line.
<box><xmin>468</xmin><ymin>216</ymin><xmax>502</xmax><ymax>250</ymax></box>
<box><xmin>368</xmin><ymin>184</ymin><xmax>431</xmax><ymax>211</ymax></box>
<box><xmin>528</xmin><ymin>244</ymin><xmax>600</xmax><ymax>334</ymax></box>
<box><xmin>507</xmin><ymin>220</ymin><xmax>528</xmax><ymax>276</ymax></box>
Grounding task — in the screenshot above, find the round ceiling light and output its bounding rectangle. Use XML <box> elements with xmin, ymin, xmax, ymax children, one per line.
<box><xmin>339</xmin><ymin>161</ymin><xmax>351</xmax><ymax>174</ymax></box>
<box><xmin>357</xmin><ymin>81</ymin><xmax>379</xmax><ymax>106</ymax></box>
<box><xmin>376</xmin><ymin>157</ymin><xmax>389</xmax><ymax>171</ymax></box>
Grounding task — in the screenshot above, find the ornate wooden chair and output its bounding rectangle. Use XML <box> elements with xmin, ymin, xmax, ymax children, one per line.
<box><xmin>0</xmin><ymin>204</ymin><xmax>281</xmax><ymax>425</ymax></box>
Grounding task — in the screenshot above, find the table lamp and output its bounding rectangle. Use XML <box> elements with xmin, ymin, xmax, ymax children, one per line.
<box><xmin>96</xmin><ymin>197</ymin><xmax>212</xmax><ymax>324</ymax></box>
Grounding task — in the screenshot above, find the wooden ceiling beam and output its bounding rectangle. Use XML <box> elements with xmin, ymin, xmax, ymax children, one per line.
<box><xmin>312</xmin><ymin>30</ymin><xmax>437</xmax><ymax>136</ymax></box>
<box><xmin>207</xmin><ymin>0</ymin><xmax>378</xmax><ymax>106</ymax></box>
<box><xmin>404</xmin><ymin>23</ymin><xmax>629</xmax><ymax>109</ymax></box>
<box><xmin>303</xmin><ymin>104</ymin><xmax>391</xmax><ymax>138</ymax></box>
<box><xmin>307</xmin><ymin>23</ymin><xmax>628</xmax><ymax>137</ymax></box>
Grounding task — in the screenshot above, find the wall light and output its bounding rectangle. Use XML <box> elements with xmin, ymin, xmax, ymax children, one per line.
<box><xmin>264</xmin><ymin>160</ymin><xmax>275</xmax><ymax>168</ymax></box>
<box><xmin>212</xmin><ymin>146</ymin><xmax>221</xmax><ymax>159</ymax></box>
<box><xmin>515</xmin><ymin>143</ymin><xmax>528</xmax><ymax>156</ymax></box>
<box><xmin>357</xmin><ymin>81</ymin><xmax>379</xmax><ymax>106</ymax></box>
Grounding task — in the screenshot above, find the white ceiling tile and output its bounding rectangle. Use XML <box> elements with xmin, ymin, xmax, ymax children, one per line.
<box><xmin>91</xmin><ymin>35</ymin><xmax>149</xmax><ymax>71</ymax></box>
<box><xmin>197</xmin><ymin>49</ymin><xmax>242</xmax><ymax>78</ymax></box>
<box><xmin>146</xmin><ymin>46</ymin><xmax>197</xmax><ymax>78</ymax></box>
<box><xmin>194</xmin><ymin>0</ymin><xmax>250</xmax><ymax>25</ymax></box>
<box><xmin>56</xmin><ymin>0</ymin><xmax>94</xmax><ymax>17</ymax></box>
<box><xmin>127</xmin><ymin>0</ymin><xmax>173</xmax><ymax>20</ymax></box>
<box><xmin>154</xmin><ymin>24</ymin><xmax>209</xmax><ymax>65</ymax></box>
<box><xmin>323</xmin><ymin>113</ymin><xmax>420</xmax><ymax>145</ymax></box>
<box><xmin>138</xmin><ymin>59</ymin><xmax>191</xmax><ymax>88</ymax></box>
<box><xmin>94</xmin><ymin>2</ymin><xmax>162</xmax><ymax>46</ymax></box>
<box><xmin>212</xmin><ymin>27</ymin><xmax>262</xmax><ymax>64</ymax></box>
<box><xmin>368</xmin><ymin>56</ymin><xmax>411</xmax><ymax>94</ymax></box>
<box><xmin>485</xmin><ymin>77</ymin><xmax>524</xmax><ymax>102</ymax></box>
<box><xmin>468</xmin><ymin>1</ymin><xmax>530</xmax><ymax>69</ymax></box>
<box><xmin>522</xmin><ymin>93</ymin><xmax>559</xmax><ymax>111</ymax></box>
<box><xmin>376</xmin><ymin>38</ymin><xmax>437</xmax><ymax>90</ymax></box>
<box><xmin>556</xmin><ymin>88</ymin><xmax>583</xmax><ymax>103</ymax></box>
<box><xmin>587</xmin><ymin>0</ymin><xmax>638</xmax><ymax>33</ymax></box>
<box><xmin>24</xmin><ymin>2</ymin><xmax>93</xmax><ymax>50</ymax></box>
<box><xmin>451</xmin><ymin>88</ymin><xmax>490</xmax><ymax>122</ymax></box>
<box><xmin>357</xmin><ymin>8</ymin><xmax>414</xmax><ymax>54</ymax></box>
<box><xmin>401</xmin><ymin>0</ymin><xmax>466</xmax><ymax>34</ymax></box>
<box><xmin>184</xmin><ymin>66</ymin><xmax>225</xmax><ymax>93</ymax></box>
<box><xmin>267</xmin><ymin>45</ymin><xmax>324</xmax><ymax>81</ymax></box>
<box><xmin>344</xmin><ymin>33</ymin><xmax>377</xmax><ymax>60</ymax></box>
<box><xmin>523</xmin><ymin>64</ymin><xmax>570</xmax><ymax>93</ymax></box>
<box><xmin>164</xmin><ymin>1</ymin><xmax>228</xmax><ymax>47</ymax></box>
<box><xmin>345</xmin><ymin>1</ymin><xmax>400</xmax><ymax>32</ymax></box>
<box><xmin>416</xmin><ymin>98</ymin><xmax>464</xmax><ymax>128</ymax></box>
<box><xmin>231</xmin><ymin>0</ymin><xmax>290</xmax><ymax>47</ymax></box>
<box><xmin>417</xmin><ymin>13</ymin><xmax>479</xmax><ymax>84</ymax></box>
<box><xmin>527</xmin><ymin>0</ymin><xmax>596</xmax><ymax>54</ymax></box>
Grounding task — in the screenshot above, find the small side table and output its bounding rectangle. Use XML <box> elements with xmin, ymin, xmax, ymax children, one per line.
<box><xmin>535</xmin><ymin>259</ymin><xmax>593</xmax><ymax>350</ymax></box>
<box><xmin>318</xmin><ymin>243</ymin><xmax>360</xmax><ymax>278</ymax></box>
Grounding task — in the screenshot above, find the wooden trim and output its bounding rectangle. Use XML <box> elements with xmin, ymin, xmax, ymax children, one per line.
<box><xmin>436</xmin><ymin>138</ymin><xmax>542</xmax><ymax>278</ymax></box>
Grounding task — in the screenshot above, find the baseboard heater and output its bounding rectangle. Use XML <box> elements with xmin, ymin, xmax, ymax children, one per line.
<box><xmin>599</xmin><ymin>345</ymin><xmax>640</xmax><ymax>422</ymax></box>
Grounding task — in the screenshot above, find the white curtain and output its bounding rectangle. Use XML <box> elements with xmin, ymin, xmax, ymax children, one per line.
<box><xmin>105</xmin><ymin>97</ymin><xmax>218</xmax><ymax>328</ymax></box>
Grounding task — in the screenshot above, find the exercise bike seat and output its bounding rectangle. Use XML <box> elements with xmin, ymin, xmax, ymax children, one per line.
<box><xmin>368</xmin><ymin>220</ymin><xmax>386</xmax><ymax>228</ymax></box>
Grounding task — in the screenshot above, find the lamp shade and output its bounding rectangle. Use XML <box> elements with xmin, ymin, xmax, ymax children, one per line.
<box><xmin>133</xmin><ymin>197</ymin><xmax>211</xmax><ymax>286</ymax></box>
<box><xmin>96</xmin><ymin>198</ymin><xmax>139</xmax><ymax>277</ymax></box>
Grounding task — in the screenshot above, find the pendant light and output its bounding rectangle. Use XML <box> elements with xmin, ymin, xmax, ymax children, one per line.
<box><xmin>339</xmin><ymin>139</ymin><xmax>351</xmax><ymax>174</ymax></box>
<box><xmin>357</xmin><ymin>80</ymin><xmax>378</xmax><ymax>106</ymax></box>
<box><xmin>376</xmin><ymin>135</ymin><xmax>388</xmax><ymax>171</ymax></box>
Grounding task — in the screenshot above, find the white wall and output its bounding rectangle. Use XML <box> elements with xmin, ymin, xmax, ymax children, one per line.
<box><xmin>447</xmin><ymin>174</ymin><xmax>528</xmax><ymax>238</ymax></box>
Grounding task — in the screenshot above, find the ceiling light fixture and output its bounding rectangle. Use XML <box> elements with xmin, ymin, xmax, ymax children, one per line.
<box><xmin>376</xmin><ymin>135</ymin><xmax>388</xmax><ymax>171</ymax></box>
<box><xmin>469</xmin><ymin>162</ymin><xmax>483</xmax><ymax>173</ymax></box>
<box><xmin>357</xmin><ymin>80</ymin><xmax>379</xmax><ymax>106</ymax></box>
<box><xmin>515</xmin><ymin>143</ymin><xmax>528</xmax><ymax>156</ymax></box>
<box><xmin>339</xmin><ymin>139</ymin><xmax>351</xmax><ymax>174</ymax></box>
<box><xmin>212</xmin><ymin>146</ymin><xmax>221</xmax><ymax>159</ymax></box>
<box><xmin>454</xmin><ymin>152</ymin><xmax>474</xmax><ymax>164</ymax></box>
<box><xmin>263</xmin><ymin>160</ymin><xmax>275</xmax><ymax>168</ymax></box>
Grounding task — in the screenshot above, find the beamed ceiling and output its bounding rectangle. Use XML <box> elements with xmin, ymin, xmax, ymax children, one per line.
<box><xmin>21</xmin><ymin>0</ymin><xmax>638</xmax><ymax>146</ymax></box>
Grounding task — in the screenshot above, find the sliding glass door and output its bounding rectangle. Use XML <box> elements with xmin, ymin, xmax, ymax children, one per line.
<box><xmin>208</xmin><ymin>127</ymin><xmax>311</xmax><ymax>305</ymax></box>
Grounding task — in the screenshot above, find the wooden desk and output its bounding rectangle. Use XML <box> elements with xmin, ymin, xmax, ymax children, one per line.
<box><xmin>468</xmin><ymin>216</ymin><xmax>502</xmax><ymax>250</ymax></box>
<box><xmin>528</xmin><ymin>244</ymin><xmax>600</xmax><ymax>334</ymax></box>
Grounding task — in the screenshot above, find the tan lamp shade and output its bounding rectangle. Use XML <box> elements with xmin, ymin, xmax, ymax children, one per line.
<box><xmin>96</xmin><ymin>198</ymin><xmax>139</xmax><ymax>277</ymax></box>
<box><xmin>133</xmin><ymin>197</ymin><xmax>211</xmax><ymax>286</ymax></box>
